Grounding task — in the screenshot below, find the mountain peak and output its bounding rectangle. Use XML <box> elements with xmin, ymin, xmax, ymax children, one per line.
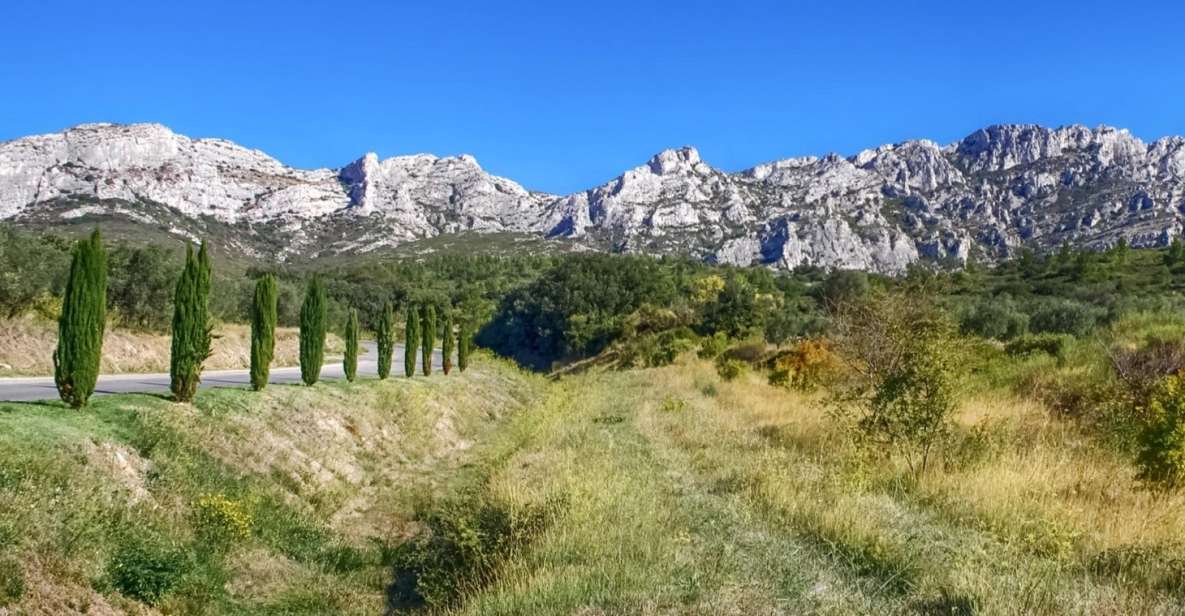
<box><xmin>646</xmin><ymin>146</ymin><xmax>703</xmax><ymax>175</ymax></box>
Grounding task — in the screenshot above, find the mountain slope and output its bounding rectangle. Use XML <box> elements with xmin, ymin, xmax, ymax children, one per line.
<box><xmin>4</xmin><ymin>122</ymin><xmax>1184</xmax><ymax>271</ymax></box>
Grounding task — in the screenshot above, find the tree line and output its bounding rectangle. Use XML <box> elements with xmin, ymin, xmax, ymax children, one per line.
<box><xmin>53</xmin><ymin>229</ymin><xmax>471</xmax><ymax>408</ymax></box>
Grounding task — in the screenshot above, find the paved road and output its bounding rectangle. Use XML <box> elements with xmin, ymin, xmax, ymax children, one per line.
<box><xmin>0</xmin><ymin>342</ymin><xmax>444</xmax><ymax>403</ymax></box>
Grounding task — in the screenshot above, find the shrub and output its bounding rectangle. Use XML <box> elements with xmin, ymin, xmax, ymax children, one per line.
<box><xmin>193</xmin><ymin>494</ymin><xmax>253</xmax><ymax>549</ymax></box>
<box><xmin>768</xmin><ymin>338</ymin><xmax>840</xmax><ymax>391</ymax></box>
<box><xmin>390</xmin><ymin>493</ymin><xmax>563</xmax><ymax>608</ymax></box>
<box><xmin>1136</xmin><ymin>376</ymin><xmax>1185</xmax><ymax>488</ymax></box>
<box><xmin>697</xmin><ymin>332</ymin><xmax>729</xmax><ymax>359</ymax></box>
<box><xmin>1029</xmin><ymin>300</ymin><xmax>1098</xmax><ymax>337</ymax></box>
<box><xmin>170</xmin><ymin>242</ymin><xmax>213</xmax><ymax>402</ymax></box>
<box><xmin>832</xmin><ymin>290</ymin><xmax>960</xmax><ymax>476</ymax></box>
<box><xmin>106</xmin><ymin>535</ymin><xmax>188</xmax><ymax>604</ymax></box>
<box><xmin>958</xmin><ymin>297</ymin><xmax>1028</xmax><ymax>340</ymax></box>
<box><xmin>715</xmin><ymin>357</ymin><xmax>747</xmax><ymax>381</ymax></box>
<box><xmin>54</xmin><ymin>228</ymin><xmax>107</xmax><ymax>408</ymax></box>
<box><xmin>249</xmin><ymin>274</ymin><xmax>278</xmax><ymax>391</ymax></box>
<box><xmin>1004</xmin><ymin>334</ymin><xmax>1067</xmax><ymax>359</ymax></box>
<box><xmin>299</xmin><ymin>278</ymin><xmax>327</xmax><ymax>386</ymax></box>
<box><xmin>818</xmin><ymin>269</ymin><xmax>870</xmax><ymax>310</ymax></box>
<box><xmin>1109</xmin><ymin>337</ymin><xmax>1185</xmax><ymax>402</ymax></box>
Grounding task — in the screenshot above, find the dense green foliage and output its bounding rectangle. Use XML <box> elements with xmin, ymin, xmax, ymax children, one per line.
<box><xmin>53</xmin><ymin>229</ymin><xmax>107</xmax><ymax>408</ymax></box>
<box><xmin>169</xmin><ymin>242</ymin><xmax>213</xmax><ymax>402</ymax></box>
<box><xmin>441</xmin><ymin>312</ymin><xmax>454</xmax><ymax>375</ymax></box>
<box><xmin>299</xmin><ymin>278</ymin><xmax>327</xmax><ymax>386</ymax></box>
<box><xmin>343</xmin><ymin>308</ymin><xmax>359</xmax><ymax>383</ymax></box>
<box><xmin>375</xmin><ymin>301</ymin><xmax>396</xmax><ymax>380</ymax></box>
<box><xmin>404</xmin><ymin>306</ymin><xmax>419</xmax><ymax>378</ymax></box>
<box><xmin>421</xmin><ymin>304</ymin><xmax>437</xmax><ymax>376</ymax></box>
<box><xmin>249</xmin><ymin>274</ymin><xmax>278</xmax><ymax>391</ymax></box>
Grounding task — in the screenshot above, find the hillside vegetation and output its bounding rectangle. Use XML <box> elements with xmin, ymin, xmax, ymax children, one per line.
<box><xmin>4</xmin><ymin>342</ymin><xmax>1185</xmax><ymax>614</ymax></box>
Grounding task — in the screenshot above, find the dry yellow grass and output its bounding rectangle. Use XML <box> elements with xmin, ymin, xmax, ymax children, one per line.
<box><xmin>0</xmin><ymin>317</ymin><xmax>342</xmax><ymax>377</ymax></box>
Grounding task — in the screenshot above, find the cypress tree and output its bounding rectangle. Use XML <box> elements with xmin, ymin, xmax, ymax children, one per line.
<box><xmin>458</xmin><ymin>319</ymin><xmax>471</xmax><ymax>373</ymax></box>
<box><xmin>404</xmin><ymin>306</ymin><xmax>419</xmax><ymax>377</ymax></box>
<box><xmin>343</xmin><ymin>308</ymin><xmax>359</xmax><ymax>383</ymax></box>
<box><xmin>420</xmin><ymin>304</ymin><xmax>436</xmax><ymax>376</ymax></box>
<box><xmin>169</xmin><ymin>241</ymin><xmax>213</xmax><ymax>403</ymax></box>
<box><xmin>249</xmin><ymin>274</ymin><xmax>278</xmax><ymax>391</ymax></box>
<box><xmin>376</xmin><ymin>301</ymin><xmax>395</xmax><ymax>380</ymax></box>
<box><xmin>441</xmin><ymin>312</ymin><xmax>454</xmax><ymax>375</ymax></box>
<box><xmin>54</xmin><ymin>228</ymin><xmax>107</xmax><ymax>408</ymax></box>
<box><xmin>299</xmin><ymin>278</ymin><xmax>327</xmax><ymax>386</ymax></box>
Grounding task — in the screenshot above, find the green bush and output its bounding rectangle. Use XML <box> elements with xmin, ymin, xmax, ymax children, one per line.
<box><xmin>1004</xmin><ymin>334</ymin><xmax>1067</xmax><ymax>359</ymax></box>
<box><xmin>1029</xmin><ymin>300</ymin><xmax>1099</xmax><ymax>337</ymax></box>
<box><xmin>1136</xmin><ymin>376</ymin><xmax>1185</xmax><ymax>488</ymax></box>
<box><xmin>106</xmin><ymin>535</ymin><xmax>189</xmax><ymax>604</ymax></box>
<box><xmin>715</xmin><ymin>357</ymin><xmax>747</xmax><ymax>381</ymax></box>
<box><xmin>697</xmin><ymin>332</ymin><xmax>729</xmax><ymax>359</ymax></box>
<box><xmin>959</xmin><ymin>297</ymin><xmax>1028</xmax><ymax>340</ymax></box>
<box><xmin>390</xmin><ymin>493</ymin><xmax>563</xmax><ymax>608</ymax></box>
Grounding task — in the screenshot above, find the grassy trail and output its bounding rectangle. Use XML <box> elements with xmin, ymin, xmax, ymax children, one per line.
<box><xmin>447</xmin><ymin>361</ymin><xmax>1185</xmax><ymax>615</ymax></box>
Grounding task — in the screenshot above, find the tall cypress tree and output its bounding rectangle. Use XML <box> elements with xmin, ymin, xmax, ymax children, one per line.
<box><xmin>376</xmin><ymin>301</ymin><xmax>395</xmax><ymax>380</ymax></box>
<box><xmin>169</xmin><ymin>241</ymin><xmax>213</xmax><ymax>403</ymax></box>
<box><xmin>54</xmin><ymin>228</ymin><xmax>107</xmax><ymax>408</ymax></box>
<box><xmin>299</xmin><ymin>278</ymin><xmax>327</xmax><ymax>386</ymax></box>
<box><xmin>404</xmin><ymin>305</ymin><xmax>419</xmax><ymax>377</ymax></box>
<box><xmin>441</xmin><ymin>312</ymin><xmax>454</xmax><ymax>375</ymax></box>
<box><xmin>249</xmin><ymin>274</ymin><xmax>278</xmax><ymax>391</ymax></box>
<box><xmin>420</xmin><ymin>304</ymin><xmax>436</xmax><ymax>376</ymax></box>
<box><xmin>343</xmin><ymin>308</ymin><xmax>360</xmax><ymax>383</ymax></box>
<box><xmin>457</xmin><ymin>319</ymin><xmax>471</xmax><ymax>373</ymax></box>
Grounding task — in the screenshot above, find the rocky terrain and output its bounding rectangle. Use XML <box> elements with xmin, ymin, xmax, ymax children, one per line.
<box><xmin>3</xmin><ymin>122</ymin><xmax>1184</xmax><ymax>272</ymax></box>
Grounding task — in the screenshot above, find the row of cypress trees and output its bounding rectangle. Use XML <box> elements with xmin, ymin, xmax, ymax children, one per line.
<box><xmin>287</xmin><ymin>282</ymin><xmax>472</xmax><ymax>387</ymax></box>
<box><xmin>53</xmin><ymin>230</ymin><xmax>473</xmax><ymax>407</ymax></box>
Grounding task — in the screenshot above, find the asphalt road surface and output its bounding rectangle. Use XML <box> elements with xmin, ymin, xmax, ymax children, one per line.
<box><xmin>0</xmin><ymin>342</ymin><xmax>444</xmax><ymax>403</ymax></box>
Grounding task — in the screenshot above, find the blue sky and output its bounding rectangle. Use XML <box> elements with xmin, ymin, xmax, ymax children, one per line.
<box><xmin>2</xmin><ymin>0</ymin><xmax>1184</xmax><ymax>194</ymax></box>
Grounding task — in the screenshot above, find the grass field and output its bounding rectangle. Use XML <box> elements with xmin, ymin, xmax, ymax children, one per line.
<box><xmin>1</xmin><ymin>347</ymin><xmax>1184</xmax><ymax>614</ymax></box>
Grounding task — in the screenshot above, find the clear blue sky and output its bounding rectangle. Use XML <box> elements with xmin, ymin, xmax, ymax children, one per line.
<box><xmin>2</xmin><ymin>0</ymin><xmax>1184</xmax><ymax>194</ymax></box>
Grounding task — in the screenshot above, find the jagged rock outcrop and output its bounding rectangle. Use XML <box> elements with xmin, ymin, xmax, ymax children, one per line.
<box><xmin>3</xmin><ymin>122</ymin><xmax>1184</xmax><ymax>272</ymax></box>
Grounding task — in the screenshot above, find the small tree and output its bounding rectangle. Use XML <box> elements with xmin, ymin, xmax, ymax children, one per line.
<box><xmin>421</xmin><ymin>304</ymin><xmax>437</xmax><ymax>376</ymax></box>
<box><xmin>1136</xmin><ymin>376</ymin><xmax>1185</xmax><ymax>489</ymax></box>
<box><xmin>299</xmin><ymin>278</ymin><xmax>327</xmax><ymax>386</ymax></box>
<box><xmin>832</xmin><ymin>288</ymin><xmax>960</xmax><ymax>476</ymax></box>
<box><xmin>376</xmin><ymin>301</ymin><xmax>396</xmax><ymax>380</ymax></box>
<box><xmin>343</xmin><ymin>308</ymin><xmax>359</xmax><ymax>383</ymax></box>
<box><xmin>404</xmin><ymin>306</ymin><xmax>419</xmax><ymax>377</ymax></box>
<box><xmin>458</xmin><ymin>319</ymin><xmax>471</xmax><ymax>372</ymax></box>
<box><xmin>169</xmin><ymin>242</ymin><xmax>213</xmax><ymax>403</ymax></box>
<box><xmin>441</xmin><ymin>311</ymin><xmax>454</xmax><ymax>375</ymax></box>
<box><xmin>249</xmin><ymin>274</ymin><xmax>278</xmax><ymax>391</ymax></box>
<box><xmin>54</xmin><ymin>228</ymin><xmax>107</xmax><ymax>408</ymax></box>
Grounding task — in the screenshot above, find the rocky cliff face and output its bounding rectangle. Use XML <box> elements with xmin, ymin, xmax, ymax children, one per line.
<box><xmin>3</xmin><ymin>122</ymin><xmax>1184</xmax><ymax>271</ymax></box>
